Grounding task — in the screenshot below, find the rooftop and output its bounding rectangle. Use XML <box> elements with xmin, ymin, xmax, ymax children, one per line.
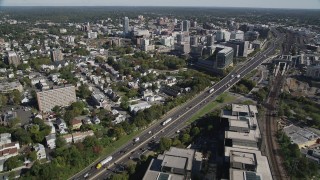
<box><xmin>225</xmin><ymin>147</ymin><xmax>271</xmax><ymax>180</ymax></box>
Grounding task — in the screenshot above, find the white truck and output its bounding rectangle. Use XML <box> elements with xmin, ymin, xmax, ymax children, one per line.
<box><xmin>96</xmin><ymin>156</ymin><xmax>113</xmax><ymax>169</ymax></box>
<box><xmin>236</xmin><ymin>74</ymin><xmax>240</xmax><ymax>78</ymax></box>
<box><xmin>134</xmin><ymin>137</ymin><xmax>140</xmax><ymax>142</ymax></box>
<box><xmin>162</xmin><ymin>118</ymin><xmax>172</xmax><ymax>126</ymax></box>
<box><xmin>208</xmin><ymin>88</ymin><xmax>215</xmax><ymax>93</ymax></box>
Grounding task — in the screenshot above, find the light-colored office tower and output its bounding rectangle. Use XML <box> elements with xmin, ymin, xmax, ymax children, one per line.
<box><xmin>50</xmin><ymin>49</ymin><xmax>64</xmax><ymax>62</ymax></box>
<box><xmin>182</xmin><ymin>20</ymin><xmax>190</xmax><ymax>32</ymax></box>
<box><xmin>216</xmin><ymin>29</ymin><xmax>230</xmax><ymax>42</ymax></box>
<box><xmin>206</xmin><ymin>34</ymin><xmax>215</xmax><ymax>47</ymax></box>
<box><xmin>36</xmin><ymin>85</ymin><xmax>76</xmax><ymax>112</ymax></box>
<box><xmin>123</xmin><ymin>17</ymin><xmax>129</xmax><ymax>35</ymax></box>
<box><xmin>230</xmin><ymin>30</ymin><xmax>245</xmax><ymax>40</ymax></box>
<box><xmin>5</xmin><ymin>51</ymin><xmax>20</xmax><ymax>67</ymax></box>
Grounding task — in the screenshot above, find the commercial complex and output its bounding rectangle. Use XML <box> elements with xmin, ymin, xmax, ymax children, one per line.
<box><xmin>215</xmin><ymin>46</ymin><xmax>234</xmax><ymax>69</ymax></box>
<box><xmin>221</xmin><ymin>104</ymin><xmax>272</xmax><ymax>180</ymax></box>
<box><xmin>36</xmin><ymin>84</ymin><xmax>76</xmax><ymax>112</ymax></box>
<box><xmin>143</xmin><ymin>147</ymin><xmax>202</xmax><ymax>180</ymax></box>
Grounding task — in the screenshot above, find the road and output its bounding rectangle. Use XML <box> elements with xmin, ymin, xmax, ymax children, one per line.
<box><xmin>70</xmin><ymin>27</ymin><xmax>284</xmax><ymax>180</ymax></box>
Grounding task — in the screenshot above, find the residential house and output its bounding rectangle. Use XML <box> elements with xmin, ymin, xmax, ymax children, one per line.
<box><xmin>44</xmin><ymin>121</ymin><xmax>56</xmax><ymax>134</ymax></box>
<box><xmin>62</xmin><ymin>134</ymin><xmax>73</xmax><ymax>144</ymax></box>
<box><xmin>45</xmin><ymin>134</ymin><xmax>56</xmax><ymax>149</ymax></box>
<box><xmin>70</xmin><ymin>118</ymin><xmax>83</xmax><ymax>130</ymax></box>
<box><xmin>56</xmin><ymin>118</ymin><xmax>68</xmax><ymax>134</ymax></box>
<box><xmin>92</xmin><ymin>116</ymin><xmax>101</xmax><ymax>124</ymax></box>
<box><xmin>82</xmin><ymin>117</ymin><xmax>92</xmax><ymax>125</ymax></box>
<box><xmin>33</xmin><ymin>143</ymin><xmax>46</xmax><ymax>160</ymax></box>
<box><xmin>0</xmin><ymin>133</ymin><xmax>11</xmax><ymax>146</ymax></box>
<box><xmin>0</xmin><ymin>111</ymin><xmax>18</xmax><ymax>126</ymax></box>
<box><xmin>0</xmin><ymin>142</ymin><xmax>20</xmax><ymax>172</ymax></box>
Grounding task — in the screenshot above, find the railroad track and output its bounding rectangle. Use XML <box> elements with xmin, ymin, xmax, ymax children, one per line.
<box><xmin>265</xmin><ymin>75</ymin><xmax>288</xmax><ymax>180</ymax></box>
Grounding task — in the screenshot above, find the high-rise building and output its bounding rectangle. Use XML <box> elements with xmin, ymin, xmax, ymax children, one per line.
<box><xmin>182</xmin><ymin>20</ymin><xmax>190</xmax><ymax>32</ymax></box>
<box><xmin>5</xmin><ymin>51</ymin><xmax>20</xmax><ymax>67</ymax></box>
<box><xmin>176</xmin><ymin>33</ymin><xmax>184</xmax><ymax>45</ymax></box>
<box><xmin>230</xmin><ymin>30</ymin><xmax>245</xmax><ymax>41</ymax></box>
<box><xmin>215</xmin><ymin>46</ymin><xmax>234</xmax><ymax>69</ymax></box>
<box><xmin>190</xmin><ymin>36</ymin><xmax>199</xmax><ymax>46</ymax></box>
<box><xmin>216</xmin><ymin>29</ymin><xmax>230</xmax><ymax>42</ymax></box>
<box><xmin>226</xmin><ymin>40</ymin><xmax>249</xmax><ymax>57</ymax></box>
<box><xmin>206</xmin><ymin>34</ymin><xmax>215</xmax><ymax>47</ymax></box>
<box><xmin>123</xmin><ymin>17</ymin><xmax>129</xmax><ymax>35</ymax></box>
<box><xmin>36</xmin><ymin>85</ymin><xmax>76</xmax><ymax>112</ymax></box>
<box><xmin>50</xmin><ymin>49</ymin><xmax>64</xmax><ymax>62</ymax></box>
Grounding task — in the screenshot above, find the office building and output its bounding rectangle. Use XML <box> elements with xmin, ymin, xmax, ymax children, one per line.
<box><xmin>87</xmin><ymin>30</ymin><xmax>98</xmax><ymax>39</ymax></box>
<box><xmin>123</xmin><ymin>17</ymin><xmax>129</xmax><ymax>35</ymax></box>
<box><xmin>190</xmin><ymin>36</ymin><xmax>199</xmax><ymax>46</ymax></box>
<box><xmin>226</xmin><ymin>40</ymin><xmax>249</xmax><ymax>57</ymax></box>
<box><xmin>5</xmin><ymin>51</ymin><xmax>20</xmax><ymax>67</ymax></box>
<box><xmin>230</xmin><ymin>30</ymin><xmax>245</xmax><ymax>41</ymax></box>
<box><xmin>182</xmin><ymin>20</ymin><xmax>190</xmax><ymax>32</ymax></box>
<box><xmin>36</xmin><ymin>85</ymin><xmax>76</xmax><ymax>112</ymax></box>
<box><xmin>226</xmin><ymin>147</ymin><xmax>272</xmax><ymax>180</ymax></box>
<box><xmin>214</xmin><ymin>46</ymin><xmax>234</xmax><ymax>69</ymax></box>
<box><xmin>206</xmin><ymin>34</ymin><xmax>215</xmax><ymax>47</ymax></box>
<box><xmin>216</xmin><ymin>29</ymin><xmax>231</xmax><ymax>42</ymax></box>
<box><xmin>143</xmin><ymin>147</ymin><xmax>202</xmax><ymax>180</ymax></box>
<box><xmin>176</xmin><ymin>33</ymin><xmax>184</xmax><ymax>45</ymax></box>
<box><xmin>244</xmin><ymin>31</ymin><xmax>260</xmax><ymax>41</ymax></box>
<box><xmin>50</xmin><ymin>49</ymin><xmax>64</xmax><ymax>62</ymax></box>
<box><xmin>221</xmin><ymin>104</ymin><xmax>272</xmax><ymax>180</ymax></box>
<box><xmin>160</xmin><ymin>36</ymin><xmax>174</xmax><ymax>47</ymax></box>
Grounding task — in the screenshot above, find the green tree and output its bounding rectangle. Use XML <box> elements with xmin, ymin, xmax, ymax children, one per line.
<box><xmin>0</xmin><ymin>94</ymin><xmax>8</xmax><ymax>107</ymax></box>
<box><xmin>12</xmin><ymin>128</ymin><xmax>32</xmax><ymax>144</ymax></box>
<box><xmin>5</xmin><ymin>156</ymin><xmax>21</xmax><ymax>170</ymax></box>
<box><xmin>28</xmin><ymin>151</ymin><xmax>37</xmax><ymax>161</ymax></box>
<box><xmin>159</xmin><ymin>137</ymin><xmax>172</xmax><ymax>151</ymax></box>
<box><xmin>12</xmin><ymin>90</ymin><xmax>21</xmax><ymax>105</ymax></box>
<box><xmin>180</xmin><ymin>133</ymin><xmax>190</xmax><ymax>144</ymax></box>
<box><xmin>140</xmin><ymin>154</ymin><xmax>147</xmax><ymax>162</ymax></box>
<box><xmin>77</xmin><ymin>84</ymin><xmax>91</xmax><ymax>99</ymax></box>
<box><xmin>127</xmin><ymin>163</ymin><xmax>136</xmax><ymax>175</ymax></box>
<box><xmin>56</xmin><ymin>136</ymin><xmax>67</xmax><ymax>148</ymax></box>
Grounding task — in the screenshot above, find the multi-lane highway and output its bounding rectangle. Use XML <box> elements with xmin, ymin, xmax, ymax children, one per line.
<box><xmin>71</xmin><ymin>28</ymin><xmax>284</xmax><ymax>180</ymax></box>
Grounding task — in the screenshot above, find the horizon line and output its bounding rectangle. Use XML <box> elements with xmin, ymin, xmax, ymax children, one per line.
<box><xmin>1</xmin><ymin>5</ymin><xmax>320</xmax><ymax>10</ymax></box>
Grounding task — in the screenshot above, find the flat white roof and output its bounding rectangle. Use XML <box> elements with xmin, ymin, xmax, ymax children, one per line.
<box><xmin>225</xmin><ymin>131</ymin><xmax>258</xmax><ymax>142</ymax></box>
<box><xmin>229</xmin><ymin>120</ymin><xmax>249</xmax><ymax>128</ymax></box>
<box><xmin>232</xmin><ymin>104</ymin><xmax>249</xmax><ymax>113</ymax></box>
<box><xmin>225</xmin><ymin>147</ymin><xmax>272</xmax><ymax>180</ymax></box>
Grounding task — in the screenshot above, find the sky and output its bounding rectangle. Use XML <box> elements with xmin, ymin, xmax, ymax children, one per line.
<box><xmin>1</xmin><ymin>0</ymin><xmax>320</xmax><ymax>9</ymax></box>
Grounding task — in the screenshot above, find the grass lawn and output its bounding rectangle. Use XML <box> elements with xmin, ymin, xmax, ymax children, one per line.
<box><xmin>103</xmin><ymin>129</ymin><xmax>143</xmax><ymax>155</ymax></box>
<box><xmin>186</xmin><ymin>93</ymin><xmax>237</xmax><ymax>124</ymax></box>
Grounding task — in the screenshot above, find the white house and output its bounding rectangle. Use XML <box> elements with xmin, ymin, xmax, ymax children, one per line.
<box><xmin>45</xmin><ymin>134</ymin><xmax>56</xmax><ymax>149</ymax></box>
<box><xmin>33</xmin><ymin>143</ymin><xmax>46</xmax><ymax>160</ymax></box>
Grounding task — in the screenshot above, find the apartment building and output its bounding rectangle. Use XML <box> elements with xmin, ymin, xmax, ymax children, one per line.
<box><xmin>36</xmin><ymin>85</ymin><xmax>76</xmax><ymax>112</ymax></box>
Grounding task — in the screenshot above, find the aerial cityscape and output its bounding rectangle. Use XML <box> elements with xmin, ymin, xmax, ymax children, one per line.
<box><xmin>0</xmin><ymin>1</ymin><xmax>320</xmax><ymax>180</ymax></box>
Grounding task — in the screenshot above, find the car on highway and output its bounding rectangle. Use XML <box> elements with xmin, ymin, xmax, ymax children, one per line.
<box><xmin>84</xmin><ymin>173</ymin><xmax>90</xmax><ymax>178</ymax></box>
